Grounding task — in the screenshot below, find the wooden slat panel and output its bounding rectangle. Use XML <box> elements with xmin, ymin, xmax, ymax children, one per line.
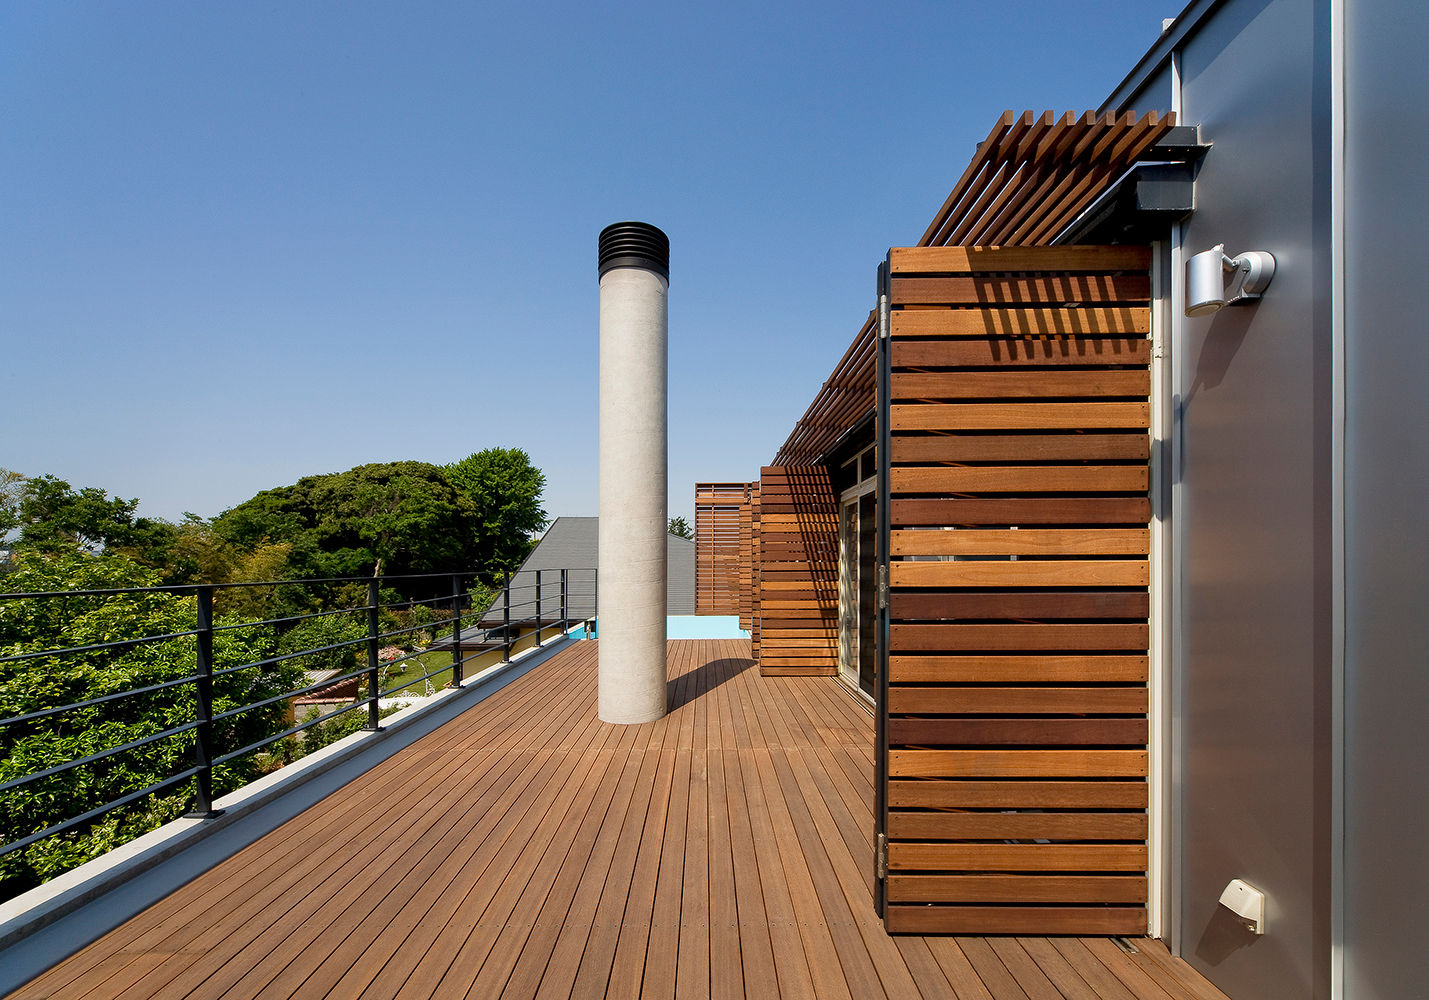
<box><xmin>888</xmin><ymin>654</ymin><xmax>1148</xmax><ymax>683</ymax></box>
<box><xmin>757</xmin><ymin>466</ymin><xmax>837</xmax><ymax>677</ymax></box>
<box><xmin>694</xmin><ymin>482</ymin><xmax>752</xmax><ymax>616</ymax></box>
<box><xmin>887</xmin><ymin>717</ymin><xmax>1149</xmax><ymax>746</ymax></box>
<box><xmin>888</xmin><ymin>245</ymin><xmax>1152</xmax><ymax>273</ymax></box>
<box><xmin>892</xmin><ymin>370</ymin><xmax>1149</xmax><ymax>399</ymax></box>
<box><xmin>885</xmin><ymin>906</ymin><xmax>1146</xmax><ymax>936</ymax></box>
<box><xmin>891</xmin><ymin>306</ymin><xmax>1151</xmax><ymax>337</ymax></box>
<box><xmin>892</xmin><ymin>497</ymin><xmax>1150</xmax><ymax>526</ymax></box>
<box><xmin>891</xmin><ymin>528</ymin><xmax>1149</xmax><ymax>557</ymax></box>
<box><xmin>889</xmin><ymin>623</ymin><xmax>1149</xmax><ymax>651</ymax></box>
<box><xmin>888</xmin><ymin>750</ymin><xmax>1148</xmax><ymax>778</ymax></box>
<box><xmin>892</xmin><ymin>337</ymin><xmax>1150</xmax><ymax>367</ymax></box>
<box><xmin>890</xmin><ymin>560</ymin><xmax>1149</xmax><ymax>588</ymax></box>
<box><xmin>892</xmin><ymin>401</ymin><xmax>1149</xmax><ymax>431</ymax></box>
<box><xmin>888</xmin><ymin>779</ymin><xmax>1148</xmax><ymax>810</ymax></box>
<box><xmin>886</xmin><ymin>874</ymin><xmax>1147</xmax><ymax>904</ymax></box>
<box><xmin>887</xmin><ymin>812</ymin><xmax>1148</xmax><ymax>841</ymax></box>
<box><xmin>880</xmin><ymin>245</ymin><xmax>1152</xmax><ymax>935</ymax></box>
<box><xmin>890</xmin><ymin>590</ymin><xmax>1149</xmax><ymax>620</ymax></box>
<box><xmin>891</xmin><ymin>433</ymin><xmax>1149</xmax><ymax>463</ymax></box>
<box><xmin>889</xmin><ymin>274</ymin><xmax>1150</xmax><ymax>306</ymax></box>
<box><xmin>889</xmin><ymin>843</ymin><xmax>1147</xmax><ymax>871</ymax></box>
<box><xmin>888</xmin><ymin>686</ymin><xmax>1147</xmax><ymax>714</ymax></box>
<box><xmin>892</xmin><ymin>466</ymin><xmax>1149</xmax><ymax>493</ymax></box>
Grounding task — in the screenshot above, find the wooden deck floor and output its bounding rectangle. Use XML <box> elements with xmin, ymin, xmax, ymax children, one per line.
<box><xmin>6</xmin><ymin>639</ymin><xmax>1229</xmax><ymax>999</ymax></box>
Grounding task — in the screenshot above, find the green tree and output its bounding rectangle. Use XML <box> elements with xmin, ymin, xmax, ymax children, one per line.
<box><xmin>215</xmin><ymin>462</ymin><xmax>470</xmax><ymax>588</ymax></box>
<box><xmin>445</xmin><ymin>448</ymin><xmax>547</xmax><ymax>582</ymax></box>
<box><xmin>10</xmin><ymin>475</ymin><xmax>179</xmax><ymax>574</ymax></box>
<box><xmin>668</xmin><ymin>516</ymin><xmax>693</xmax><ymax>539</ymax></box>
<box><xmin>0</xmin><ymin>469</ymin><xmax>24</xmax><ymax>541</ymax></box>
<box><xmin>0</xmin><ymin>550</ymin><xmax>301</xmax><ymax>899</ymax></box>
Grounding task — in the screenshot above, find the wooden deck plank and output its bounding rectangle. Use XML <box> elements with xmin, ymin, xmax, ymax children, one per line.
<box><xmin>4</xmin><ymin>639</ymin><xmax>1231</xmax><ymax>1000</ymax></box>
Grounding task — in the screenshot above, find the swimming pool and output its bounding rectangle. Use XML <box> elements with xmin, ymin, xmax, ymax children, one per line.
<box><xmin>572</xmin><ymin>615</ymin><xmax>748</xmax><ymax>640</ymax></box>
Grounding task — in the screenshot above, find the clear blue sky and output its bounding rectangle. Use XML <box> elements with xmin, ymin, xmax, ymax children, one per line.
<box><xmin>2</xmin><ymin>1</ymin><xmax>1178</xmax><ymax>526</ymax></box>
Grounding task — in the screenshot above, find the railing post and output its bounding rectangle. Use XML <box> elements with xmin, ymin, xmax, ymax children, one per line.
<box><xmin>535</xmin><ymin>569</ymin><xmax>543</xmax><ymax>645</ymax></box>
<box><xmin>502</xmin><ymin>574</ymin><xmax>512</xmax><ymax>663</ymax></box>
<box><xmin>561</xmin><ymin>568</ymin><xmax>568</xmax><ymax>632</ymax></box>
<box><xmin>365</xmin><ymin>578</ymin><xmax>383</xmax><ymax>731</ymax></box>
<box><xmin>187</xmin><ymin>585</ymin><xmax>222</xmax><ymax>818</ymax></box>
<box><xmin>449</xmin><ymin>573</ymin><xmax>463</xmax><ymax>688</ymax></box>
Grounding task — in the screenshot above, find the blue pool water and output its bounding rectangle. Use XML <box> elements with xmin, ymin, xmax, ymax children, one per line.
<box><xmin>573</xmin><ymin>615</ymin><xmax>748</xmax><ymax>640</ymax></box>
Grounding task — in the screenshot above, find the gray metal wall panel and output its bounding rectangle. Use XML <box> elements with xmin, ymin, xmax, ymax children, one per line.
<box><xmin>1121</xmin><ymin>62</ymin><xmax>1174</xmax><ymax>114</ymax></box>
<box><xmin>1172</xmin><ymin>0</ymin><xmax>1333</xmax><ymax>996</ymax></box>
<box><xmin>1343</xmin><ymin>2</ymin><xmax>1429</xmax><ymax>994</ymax></box>
<box><xmin>666</xmin><ymin>536</ymin><xmax>696</xmax><ymax>615</ymax></box>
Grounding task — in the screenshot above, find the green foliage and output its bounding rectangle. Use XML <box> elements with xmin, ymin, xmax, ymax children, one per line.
<box><xmin>0</xmin><ymin>550</ymin><xmax>303</xmax><ymax>900</ymax></box>
<box><xmin>445</xmin><ymin>448</ymin><xmax>547</xmax><ymax>583</ymax></box>
<box><xmin>216</xmin><ymin>462</ymin><xmax>472</xmax><ymax>587</ymax></box>
<box><xmin>668</xmin><ymin>516</ymin><xmax>693</xmax><ymax>540</ymax></box>
<box><xmin>294</xmin><ymin>703</ymin><xmax>402</xmax><ymax>758</ymax></box>
<box><xmin>0</xmin><ymin>468</ymin><xmax>24</xmax><ymax>541</ymax></box>
<box><xmin>275</xmin><ymin>610</ymin><xmax>366</xmax><ymax>675</ymax></box>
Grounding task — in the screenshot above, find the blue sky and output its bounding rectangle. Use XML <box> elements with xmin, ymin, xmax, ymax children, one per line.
<box><xmin>2</xmin><ymin>1</ymin><xmax>1179</xmax><ymax>525</ymax></box>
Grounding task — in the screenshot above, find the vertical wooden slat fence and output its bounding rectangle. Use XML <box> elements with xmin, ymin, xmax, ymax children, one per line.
<box><xmin>881</xmin><ymin>244</ymin><xmax>1153</xmax><ymax>935</ymax></box>
<box><xmin>756</xmin><ymin>466</ymin><xmax>837</xmax><ymax>675</ymax></box>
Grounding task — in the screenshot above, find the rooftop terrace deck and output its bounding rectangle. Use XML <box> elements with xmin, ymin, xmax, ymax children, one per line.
<box><xmin>5</xmin><ymin>639</ymin><xmax>1227</xmax><ymax>999</ymax></box>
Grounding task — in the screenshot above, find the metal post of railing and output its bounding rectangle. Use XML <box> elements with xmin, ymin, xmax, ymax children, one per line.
<box><xmin>502</xmin><ymin>574</ymin><xmax>512</xmax><ymax>663</ymax></box>
<box><xmin>449</xmin><ymin>573</ymin><xmax>463</xmax><ymax>688</ymax></box>
<box><xmin>186</xmin><ymin>585</ymin><xmax>222</xmax><ymax>818</ymax></box>
<box><xmin>561</xmin><ymin>568</ymin><xmax>568</xmax><ymax>632</ymax></box>
<box><xmin>535</xmin><ymin>569</ymin><xmax>543</xmax><ymax>645</ymax></box>
<box><xmin>364</xmin><ymin>578</ymin><xmax>383</xmax><ymax>731</ymax></box>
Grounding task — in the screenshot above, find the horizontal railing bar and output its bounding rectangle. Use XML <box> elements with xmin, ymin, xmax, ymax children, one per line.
<box><xmin>213</xmin><ymin>664</ymin><xmax>374</xmax><ymax>716</ymax></box>
<box><xmin>0</xmin><ymin>720</ymin><xmax>203</xmax><ymax>794</ymax></box>
<box><xmin>0</xmin><ymin>628</ymin><xmax>205</xmax><ymax>667</ymax></box>
<box><xmin>0</xmin><ymin>768</ymin><xmax>203</xmax><ymax>859</ymax></box>
<box><xmin>210</xmin><ymin>638</ymin><xmax>368</xmax><ymax>678</ymax></box>
<box><xmin>0</xmin><ymin>673</ymin><xmax>202</xmax><ymax>729</ymax></box>
<box><xmin>214</xmin><ymin>700</ymin><xmax>370</xmax><ymax>765</ymax></box>
<box><xmin>210</xmin><ymin>603</ymin><xmax>370</xmax><ymax>634</ymax></box>
<box><xmin>0</xmin><ymin>570</ymin><xmax>513</xmax><ymax>601</ymax></box>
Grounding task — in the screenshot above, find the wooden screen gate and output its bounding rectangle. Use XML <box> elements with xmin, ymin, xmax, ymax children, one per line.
<box><xmin>756</xmin><ymin>466</ymin><xmax>837</xmax><ymax>675</ymax></box>
<box><xmin>694</xmin><ymin>482</ymin><xmax>752</xmax><ymax>616</ymax></box>
<box><xmin>877</xmin><ymin>245</ymin><xmax>1153</xmax><ymax>935</ymax></box>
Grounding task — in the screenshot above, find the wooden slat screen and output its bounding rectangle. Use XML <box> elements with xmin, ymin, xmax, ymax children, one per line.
<box><xmin>882</xmin><ymin>244</ymin><xmax>1152</xmax><ymax>936</ymax></box>
<box><xmin>737</xmin><ymin>490</ymin><xmax>757</xmax><ymax>631</ymax></box>
<box><xmin>772</xmin><ymin>110</ymin><xmax>1173</xmax><ymax>469</ymax></box>
<box><xmin>749</xmin><ymin>487</ymin><xmax>762</xmax><ymax>653</ymax></box>
<box><xmin>694</xmin><ymin>482</ymin><xmax>752</xmax><ymax>615</ymax></box>
<box><xmin>757</xmin><ymin>466</ymin><xmax>837</xmax><ymax>675</ymax></box>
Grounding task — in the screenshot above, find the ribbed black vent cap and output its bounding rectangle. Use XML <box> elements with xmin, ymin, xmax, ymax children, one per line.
<box><xmin>598</xmin><ymin>221</ymin><xmax>669</xmax><ymax>281</ymax></box>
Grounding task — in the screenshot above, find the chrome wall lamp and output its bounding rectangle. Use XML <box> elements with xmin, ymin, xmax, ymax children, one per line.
<box><xmin>1185</xmin><ymin>244</ymin><xmax>1276</xmax><ymax>317</ymax></box>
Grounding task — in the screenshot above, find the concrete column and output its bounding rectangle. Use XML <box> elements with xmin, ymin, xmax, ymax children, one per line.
<box><xmin>597</xmin><ymin>222</ymin><xmax>669</xmax><ymax>724</ymax></box>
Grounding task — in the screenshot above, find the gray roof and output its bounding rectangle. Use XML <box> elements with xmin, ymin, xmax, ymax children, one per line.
<box><xmin>479</xmin><ymin>516</ymin><xmax>695</xmax><ymax>624</ymax></box>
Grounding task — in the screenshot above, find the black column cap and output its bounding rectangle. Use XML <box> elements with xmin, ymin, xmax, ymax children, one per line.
<box><xmin>598</xmin><ymin>221</ymin><xmax>669</xmax><ymax>281</ymax></box>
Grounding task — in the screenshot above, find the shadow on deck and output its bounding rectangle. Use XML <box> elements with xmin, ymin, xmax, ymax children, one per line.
<box><xmin>3</xmin><ymin>639</ymin><xmax>1227</xmax><ymax>999</ymax></box>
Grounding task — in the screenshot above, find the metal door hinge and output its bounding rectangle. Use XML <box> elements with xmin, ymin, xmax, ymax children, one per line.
<box><xmin>877</xmin><ymin>294</ymin><xmax>890</xmax><ymax>339</ymax></box>
<box><xmin>876</xmin><ymin>833</ymin><xmax>888</xmax><ymax>879</ymax></box>
<box><xmin>877</xmin><ymin>565</ymin><xmax>889</xmax><ymax>609</ymax></box>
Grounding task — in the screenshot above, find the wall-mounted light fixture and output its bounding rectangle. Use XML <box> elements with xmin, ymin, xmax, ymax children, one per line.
<box><xmin>1185</xmin><ymin>244</ymin><xmax>1276</xmax><ymax>316</ymax></box>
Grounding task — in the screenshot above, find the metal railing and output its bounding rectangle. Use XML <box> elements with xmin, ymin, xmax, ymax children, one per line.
<box><xmin>0</xmin><ymin>567</ymin><xmax>596</xmax><ymax>870</ymax></box>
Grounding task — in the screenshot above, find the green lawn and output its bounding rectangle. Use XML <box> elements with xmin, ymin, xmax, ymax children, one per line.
<box><xmin>381</xmin><ymin>649</ymin><xmax>461</xmax><ymax>697</ymax></box>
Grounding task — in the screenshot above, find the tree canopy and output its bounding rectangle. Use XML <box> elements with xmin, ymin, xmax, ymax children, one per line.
<box><xmin>444</xmin><ymin>448</ymin><xmax>547</xmax><ymax>581</ymax></box>
<box><xmin>0</xmin><ymin>550</ymin><xmax>297</xmax><ymax>898</ymax></box>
